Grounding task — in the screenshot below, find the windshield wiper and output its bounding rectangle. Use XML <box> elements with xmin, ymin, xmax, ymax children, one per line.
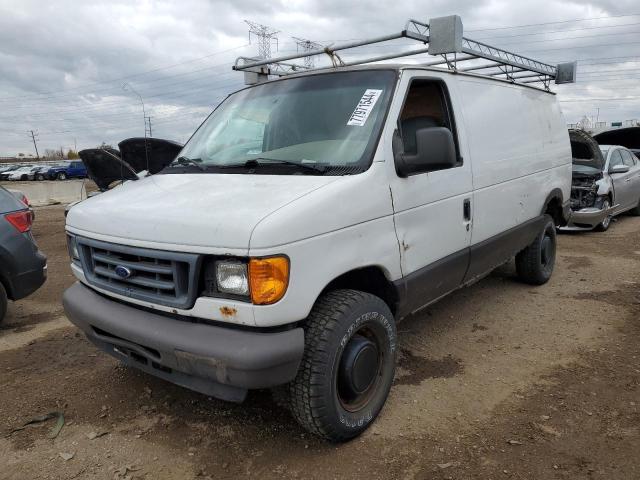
<box><xmin>170</xmin><ymin>156</ymin><xmax>206</xmax><ymax>171</ymax></box>
<box><xmin>239</xmin><ymin>158</ymin><xmax>326</xmax><ymax>174</ymax></box>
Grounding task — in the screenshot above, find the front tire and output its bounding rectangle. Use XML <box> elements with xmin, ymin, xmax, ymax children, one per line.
<box><xmin>516</xmin><ymin>215</ymin><xmax>556</xmax><ymax>285</ymax></box>
<box><xmin>287</xmin><ymin>290</ymin><xmax>397</xmax><ymax>442</ymax></box>
<box><xmin>35</xmin><ymin>174</ymin><xmax>44</xmax><ymax>181</ymax></box>
<box><xmin>594</xmin><ymin>198</ymin><xmax>613</xmax><ymax>232</ymax></box>
<box><xmin>57</xmin><ymin>172</ymin><xmax>67</xmax><ymax>180</ymax></box>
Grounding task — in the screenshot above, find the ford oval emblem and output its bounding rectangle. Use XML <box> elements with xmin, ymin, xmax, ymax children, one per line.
<box><xmin>114</xmin><ymin>265</ymin><xmax>132</xmax><ymax>279</ymax></box>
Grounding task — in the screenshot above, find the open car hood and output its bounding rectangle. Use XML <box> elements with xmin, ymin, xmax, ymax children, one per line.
<box><xmin>118</xmin><ymin>137</ymin><xmax>183</xmax><ymax>174</ymax></box>
<box><xmin>79</xmin><ymin>148</ymin><xmax>136</xmax><ymax>191</ymax></box>
<box><xmin>569</xmin><ymin>129</ymin><xmax>606</xmax><ymax>171</ymax></box>
<box><xmin>79</xmin><ymin>138</ymin><xmax>183</xmax><ymax>191</ymax></box>
<box><xmin>593</xmin><ymin>127</ymin><xmax>640</xmax><ymax>153</ymax></box>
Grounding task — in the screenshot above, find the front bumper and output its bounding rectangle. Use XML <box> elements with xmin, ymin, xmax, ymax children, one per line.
<box><xmin>63</xmin><ymin>282</ymin><xmax>305</xmax><ymax>402</ymax></box>
<box><xmin>567</xmin><ymin>204</ymin><xmax>615</xmax><ymax>229</ymax></box>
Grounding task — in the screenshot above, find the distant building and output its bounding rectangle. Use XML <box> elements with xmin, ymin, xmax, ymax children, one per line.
<box><xmin>567</xmin><ymin>118</ymin><xmax>639</xmax><ymax>134</ymax></box>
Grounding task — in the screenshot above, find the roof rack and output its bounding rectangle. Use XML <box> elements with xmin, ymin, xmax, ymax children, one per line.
<box><xmin>233</xmin><ymin>15</ymin><xmax>577</xmax><ymax>90</ymax></box>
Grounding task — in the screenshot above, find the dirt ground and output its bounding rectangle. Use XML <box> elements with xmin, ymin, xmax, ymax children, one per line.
<box><xmin>1</xmin><ymin>205</ymin><xmax>639</xmax><ymax>480</ymax></box>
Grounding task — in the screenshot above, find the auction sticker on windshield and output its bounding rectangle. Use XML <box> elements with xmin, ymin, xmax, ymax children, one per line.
<box><xmin>347</xmin><ymin>89</ymin><xmax>383</xmax><ymax>126</ymax></box>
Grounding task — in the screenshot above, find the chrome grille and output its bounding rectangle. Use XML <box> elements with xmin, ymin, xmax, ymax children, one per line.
<box><xmin>76</xmin><ymin>237</ymin><xmax>199</xmax><ymax>309</ymax></box>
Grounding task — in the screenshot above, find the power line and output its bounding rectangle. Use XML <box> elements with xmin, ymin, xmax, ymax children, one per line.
<box><xmin>0</xmin><ymin>72</ymin><xmax>241</xmax><ymax>117</ymax></box>
<box><xmin>0</xmin><ymin>80</ymin><xmax>240</xmax><ymax>122</ymax></box>
<box><xmin>6</xmin><ymin>54</ymin><xmax>633</xmax><ymax>120</ymax></box>
<box><xmin>559</xmin><ymin>96</ymin><xmax>640</xmax><ymax>102</ymax></box>
<box><xmin>522</xmin><ymin>39</ymin><xmax>640</xmax><ymax>54</ymax></box>
<box><xmin>466</xmin><ymin>13</ymin><xmax>640</xmax><ymax>32</ymax></box>
<box><xmin>0</xmin><ymin>44</ymin><xmax>249</xmax><ymax>104</ymax></box>
<box><xmin>488</xmin><ymin>29</ymin><xmax>640</xmax><ymax>47</ymax></box>
<box><xmin>473</xmin><ymin>21</ymin><xmax>640</xmax><ymax>40</ymax></box>
<box><xmin>2</xmin><ymin>27</ymin><xmax>637</xmax><ymax>112</ymax></box>
<box><xmin>0</xmin><ymin>59</ymin><xmax>240</xmax><ymax>108</ymax></box>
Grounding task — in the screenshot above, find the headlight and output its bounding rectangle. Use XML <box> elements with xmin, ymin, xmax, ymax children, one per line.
<box><xmin>66</xmin><ymin>235</ymin><xmax>80</xmax><ymax>262</ymax></box>
<box><xmin>215</xmin><ymin>261</ymin><xmax>249</xmax><ymax>296</ymax></box>
<box><xmin>204</xmin><ymin>256</ymin><xmax>289</xmax><ymax>304</ymax></box>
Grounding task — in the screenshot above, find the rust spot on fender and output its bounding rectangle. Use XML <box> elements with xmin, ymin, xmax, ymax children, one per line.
<box><xmin>220</xmin><ymin>306</ymin><xmax>237</xmax><ymax>318</ymax></box>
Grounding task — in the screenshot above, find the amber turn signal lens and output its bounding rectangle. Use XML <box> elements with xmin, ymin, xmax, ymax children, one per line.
<box><xmin>249</xmin><ymin>256</ymin><xmax>289</xmax><ymax>305</ymax></box>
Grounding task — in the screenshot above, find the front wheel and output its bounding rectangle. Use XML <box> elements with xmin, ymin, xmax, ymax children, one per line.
<box><xmin>594</xmin><ymin>198</ymin><xmax>613</xmax><ymax>232</ymax></box>
<box><xmin>287</xmin><ymin>290</ymin><xmax>397</xmax><ymax>442</ymax></box>
<box><xmin>57</xmin><ymin>172</ymin><xmax>67</xmax><ymax>180</ymax></box>
<box><xmin>516</xmin><ymin>215</ymin><xmax>556</xmax><ymax>285</ymax></box>
<box><xmin>35</xmin><ymin>174</ymin><xmax>44</xmax><ymax>181</ymax></box>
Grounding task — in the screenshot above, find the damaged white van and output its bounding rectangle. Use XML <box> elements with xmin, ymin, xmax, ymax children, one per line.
<box><xmin>63</xmin><ymin>16</ymin><xmax>576</xmax><ymax>441</ymax></box>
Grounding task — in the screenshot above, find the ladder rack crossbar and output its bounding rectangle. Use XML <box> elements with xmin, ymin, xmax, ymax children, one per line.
<box><xmin>340</xmin><ymin>47</ymin><xmax>431</xmax><ymax>68</ymax></box>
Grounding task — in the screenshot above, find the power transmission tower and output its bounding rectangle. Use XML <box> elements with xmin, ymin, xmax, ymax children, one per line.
<box><xmin>28</xmin><ymin>130</ymin><xmax>40</xmax><ymax>159</ymax></box>
<box><xmin>245</xmin><ymin>20</ymin><xmax>279</xmax><ymax>59</ymax></box>
<box><xmin>145</xmin><ymin>116</ymin><xmax>153</xmax><ymax>137</ymax></box>
<box><xmin>293</xmin><ymin>37</ymin><xmax>322</xmax><ymax>68</ymax></box>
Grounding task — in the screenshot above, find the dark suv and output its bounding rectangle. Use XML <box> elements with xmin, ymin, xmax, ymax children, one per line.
<box><xmin>0</xmin><ymin>186</ymin><xmax>47</xmax><ymax>322</ymax></box>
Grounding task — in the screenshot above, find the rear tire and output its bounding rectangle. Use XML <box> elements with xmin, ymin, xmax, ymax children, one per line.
<box><xmin>594</xmin><ymin>198</ymin><xmax>612</xmax><ymax>232</ymax></box>
<box><xmin>629</xmin><ymin>197</ymin><xmax>640</xmax><ymax>216</ymax></box>
<box><xmin>516</xmin><ymin>215</ymin><xmax>556</xmax><ymax>285</ymax></box>
<box><xmin>35</xmin><ymin>174</ymin><xmax>44</xmax><ymax>181</ymax></box>
<box><xmin>0</xmin><ymin>283</ymin><xmax>7</xmax><ymax>324</ymax></box>
<box><xmin>287</xmin><ymin>289</ymin><xmax>397</xmax><ymax>442</ymax></box>
<box><xmin>57</xmin><ymin>172</ymin><xmax>67</xmax><ymax>180</ymax></box>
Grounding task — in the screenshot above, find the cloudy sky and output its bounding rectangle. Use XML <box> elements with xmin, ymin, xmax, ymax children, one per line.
<box><xmin>1</xmin><ymin>0</ymin><xmax>639</xmax><ymax>156</ymax></box>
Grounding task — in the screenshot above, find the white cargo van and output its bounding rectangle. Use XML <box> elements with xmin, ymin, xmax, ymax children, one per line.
<box><xmin>63</xmin><ymin>16</ymin><xmax>576</xmax><ymax>441</ymax></box>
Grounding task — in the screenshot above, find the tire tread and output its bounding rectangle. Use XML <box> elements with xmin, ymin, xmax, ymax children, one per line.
<box><xmin>516</xmin><ymin>215</ymin><xmax>556</xmax><ymax>285</ymax></box>
<box><xmin>287</xmin><ymin>289</ymin><xmax>383</xmax><ymax>441</ymax></box>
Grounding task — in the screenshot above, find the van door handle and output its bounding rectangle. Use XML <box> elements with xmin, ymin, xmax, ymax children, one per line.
<box><xmin>463</xmin><ymin>198</ymin><xmax>471</xmax><ymax>222</ymax></box>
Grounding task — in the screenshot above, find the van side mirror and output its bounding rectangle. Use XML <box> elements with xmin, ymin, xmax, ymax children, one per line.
<box><xmin>610</xmin><ymin>164</ymin><xmax>630</xmax><ymax>174</ymax></box>
<box><xmin>394</xmin><ymin>127</ymin><xmax>457</xmax><ymax>177</ymax></box>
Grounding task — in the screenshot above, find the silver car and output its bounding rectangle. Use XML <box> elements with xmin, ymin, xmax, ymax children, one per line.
<box><xmin>569</xmin><ymin>139</ymin><xmax>640</xmax><ymax>231</ymax></box>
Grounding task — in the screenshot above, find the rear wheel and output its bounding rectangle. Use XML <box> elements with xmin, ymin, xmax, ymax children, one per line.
<box><xmin>287</xmin><ymin>289</ymin><xmax>396</xmax><ymax>442</ymax></box>
<box><xmin>629</xmin><ymin>197</ymin><xmax>640</xmax><ymax>216</ymax></box>
<box><xmin>0</xmin><ymin>283</ymin><xmax>7</xmax><ymax>324</ymax></box>
<box><xmin>35</xmin><ymin>174</ymin><xmax>44</xmax><ymax>181</ymax></box>
<box><xmin>57</xmin><ymin>172</ymin><xmax>67</xmax><ymax>180</ymax></box>
<box><xmin>20</xmin><ymin>174</ymin><xmax>27</xmax><ymax>181</ymax></box>
<box><xmin>594</xmin><ymin>198</ymin><xmax>613</xmax><ymax>232</ymax></box>
<box><xmin>516</xmin><ymin>215</ymin><xmax>556</xmax><ymax>285</ymax></box>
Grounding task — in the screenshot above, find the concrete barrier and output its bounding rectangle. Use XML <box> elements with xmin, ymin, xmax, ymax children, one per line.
<box><xmin>1</xmin><ymin>180</ymin><xmax>87</xmax><ymax>206</ymax></box>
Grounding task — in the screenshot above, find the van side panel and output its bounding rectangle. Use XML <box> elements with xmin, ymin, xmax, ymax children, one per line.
<box><xmin>456</xmin><ymin>79</ymin><xmax>571</xmax><ymax>250</ymax></box>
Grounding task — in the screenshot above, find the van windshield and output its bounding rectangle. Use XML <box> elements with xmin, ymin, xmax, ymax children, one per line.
<box><xmin>167</xmin><ymin>70</ymin><xmax>396</xmax><ymax>175</ymax></box>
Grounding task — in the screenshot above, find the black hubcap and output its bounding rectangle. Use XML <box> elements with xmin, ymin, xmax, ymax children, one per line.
<box><xmin>338</xmin><ymin>334</ymin><xmax>381</xmax><ymax>408</ymax></box>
